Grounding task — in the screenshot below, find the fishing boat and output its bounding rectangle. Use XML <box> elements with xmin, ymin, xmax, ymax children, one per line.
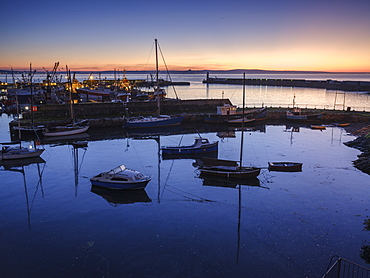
<box><xmin>268</xmin><ymin>162</ymin><xmax>303</xmax><ymax>172</ymax></box>
<box><xmin>123</xmin><ymin>39</ymin><xmax>184</xmax><ymax>129</ymax></box>
<box><xmin>43</xmin><ymin>66</ymin><xmax>89</xmax><ymax>137</ymax></box>
<box><xmin>90</xmin><ymin>164</ymin><xmax>151</xmax><ymax>190</ymax></box>
<box><xmin>1</xmin><ymin>141</ymin><xmax>44</xmax><ymax>160</ymax></box>
<box><xmin>161</xmin><ymin>137</ymin><xmax>218</xmax><ymax>156</ymax></box>
<box><xmin>199</xmin><ymin>74</ymin><xmax>261</xmax><ymax>180</ymax></box>
<box><xmin>286</xmin><ymin>108</ymin><xmax>323</xmax><ymax>121</ymax></box>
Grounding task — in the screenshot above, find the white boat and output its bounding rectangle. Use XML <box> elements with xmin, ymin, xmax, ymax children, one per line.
<box><xmin>43</xmin><ymin>123</ymin><xmax>89</xmax><ymax>137</ymax></box>
<box><xmin>90</xmin><ymin>165</ymin><xmax>151</xmax><ymax>190</ymax></box>
<box><xmin>1</xmin><ymin>142</ymin><xmax>44</xmax><ymax>160</ymax></box>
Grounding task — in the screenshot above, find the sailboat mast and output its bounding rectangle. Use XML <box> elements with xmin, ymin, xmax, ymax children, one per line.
<box><xmin>239</xmin><ymin>73</ymin><xmax>246</xmax><ymax>166</ymax></box>
<box><xmin>155</xmin><ymin>39</ymin><xmax>160</xmax><ymax>115</ymax></box>
<box><xmin>29</xmin><ymin>63</ymin><xmax>35</xmax><ymax>129</ymax></box>
<box><xmin>66</xmin><ymin>65</ymin><xmax>74</xmax><ymax>124</ymax></box>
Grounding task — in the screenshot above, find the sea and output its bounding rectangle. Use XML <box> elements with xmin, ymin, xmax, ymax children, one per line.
<box><xmin>0</xmin><ymin>111</ymin><xmax>369</xmax><ymax>277</ymax></box>
<box><xmin>2</xmin><ymin>72</ymin><xmax>370</xmax><ymax>111</ymax></box>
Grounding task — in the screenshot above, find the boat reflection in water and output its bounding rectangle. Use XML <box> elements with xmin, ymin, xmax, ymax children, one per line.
<box><xmin>200</xmin><ymin>175</ymin><xmax>262</xmax><ymax>189</ymax></box>
<box><xmin>1</xmin><ymin>156</ymin><xmax>46</xmax><ymax>230</ymax></box>
<box><xmin>90</xmin><ymin>186</ymin><xmax>152</xmax><ymax>207</ymax></box>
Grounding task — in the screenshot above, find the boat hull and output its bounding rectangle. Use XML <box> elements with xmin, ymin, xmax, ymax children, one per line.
<box><xmin>161</xmin><ymin>142</ymin><xmax>218</xmax><ymax>155</ymax></box>
<box><xmin>268</xmin><ymin>162</ymin><xmax>302</xmax><ymax>172</ymax></box>
<box><xmin>286</xmin><ymin>112</ymin><xmax>323</xmax><ymax>121</ymax></box>
<box><xmin>90</xmin><ymin>178</ymin><xmax>151</xmax><ymax>190</ymax></box>
<box><xmin>43</xmin><ymin>126</ymin><xmax>89</xmax><ymax>137</ymax></box>
<box><xmin>1</xmin><ymin>148</ymin><xmax>44</xmax><ymax>160</ymax></box>
<box><xmin>124</xmin><ymin>116</ymin><xmax>184</xmax><ymax>129</ymax></box>
<box><xmin>200</xmin><ymin>166</ymin><xmax>261</xmax><ymax>179</ymax></box>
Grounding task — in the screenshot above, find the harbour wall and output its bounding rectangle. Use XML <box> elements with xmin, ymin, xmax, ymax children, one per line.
<box><xmin>27</xmin><ymin>98</ymin><xmax>232</xmax><ymax>120</ymax></box>
<box><xmin>203</xmin><ymin>77</ymin><xmax>370</xmax><ymax>92</ymax></box>
<box><xmin>15</xmin><ymin>98</ymin><xmax>370</xmax><ymax>129</ymax></box>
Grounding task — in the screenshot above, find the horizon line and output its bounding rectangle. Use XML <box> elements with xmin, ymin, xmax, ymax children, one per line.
<box><xmin>1</xmin><ymin>68</ymin><xmax>369</xmax><ymax>74</ymax></box>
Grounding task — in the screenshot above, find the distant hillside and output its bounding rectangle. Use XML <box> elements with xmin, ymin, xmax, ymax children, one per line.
<box><xmin>0</xmin><ymin>69</ymin><xmax>368</xmax><ymax>75</ymax></box>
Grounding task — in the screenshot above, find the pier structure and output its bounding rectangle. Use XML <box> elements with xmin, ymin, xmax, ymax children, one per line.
<box><xmin>203</xmin><ymin>74</ymin><xmax>370</xmax><ymax>92</ymax></box>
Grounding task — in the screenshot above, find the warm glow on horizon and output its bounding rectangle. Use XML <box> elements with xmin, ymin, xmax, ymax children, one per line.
<box><xmin>2</xmin><ymin>0</ymin><xmax>370</xmax><ymax>74</ymax></box>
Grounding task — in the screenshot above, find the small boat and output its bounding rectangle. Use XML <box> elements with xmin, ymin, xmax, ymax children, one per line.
<box><xmin>227</xmin><ymin>117</ymin><xmax>256</xmax><ymax>125</ymax></box>
<box><xmin>336</xmin><ymin>123</ymin><xmax>350</xmax><ymax>127</ymax></box>
<box><xmin>310</xmin><ymin>125</ymin><xmax>326</xmax><ymax>130</ymax></box>
<box><xmin>1</xmin><ymin>141</ymin><xmax>44</xmax><ymax>160</ymax></box>
<box><xmin>123</xmin><ymin>115</ymin><xmax>184</xmax><ymax>129</ymax></box>
<box><xmin>199</xmin><ymin>157</ymin><xmax>261</xmax><ymax>179</ymax></box>
<box><xmin>268</xmin><ymin>162</ymin><xmax>303</xmax><ymax>172</ymax></box>
<box><xmin>42</xmin><ymin>119</ymin><xmax>89</xmax><ymax>137</ymax></box>
<box><xmin>286</xmin><ymin>108</ymin><xmax>323</xmax><ymax>121</ymax></box>
<box><xmin>161</xmin><ymin>137</ymin><xmax>218</xmax><ymax>156</ymax></box>
<box><xmin>90</xmin><ymin>164</ymin><xmax>151</xmax><ymax>190</ymax></box>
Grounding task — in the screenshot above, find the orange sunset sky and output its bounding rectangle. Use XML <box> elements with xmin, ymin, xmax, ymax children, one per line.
<box><xmin>2</xmin><ymin>0</ymin><xmax>370</xmax><ymax>72</ymax></box>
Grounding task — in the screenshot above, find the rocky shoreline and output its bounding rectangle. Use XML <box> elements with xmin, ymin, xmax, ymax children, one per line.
<box><xmin>344</xmin><ymin>125</ymin><xmax>370</xmax><ymax>175</ymax></box>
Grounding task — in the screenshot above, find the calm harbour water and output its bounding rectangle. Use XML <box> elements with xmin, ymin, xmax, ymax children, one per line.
<box><xmin>2</xmin><ymin>72</ymin><xmax>370</xmax><ymax>111</ymax></box>
<box><xmin>0</xmin><ymin>113</ymin><xmax>369</xmax><ymax>277</ymax></box>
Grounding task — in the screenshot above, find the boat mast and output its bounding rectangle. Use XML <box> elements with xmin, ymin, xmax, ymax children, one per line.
<box><xmin>66</xmin><ymin>65</ymin><xmax>74</xmax><ymax>124</ymax></box>
<box><xmin>29</xmin><ymin>63</ymin><xmax>36</xmax><ymax>129</ymax></box>
<box><xmin>239</xmin><ymin>73</ymin><xmax>245</xmax><ymax>166</ymax></box>
<box><xmin>155</xmin><ymin>38</ymin><xmax>160</xmax><ymax>115</ymax></box>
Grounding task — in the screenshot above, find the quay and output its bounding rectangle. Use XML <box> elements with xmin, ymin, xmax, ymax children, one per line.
<box><xmin>9</xmin><ymin>99</ymin><xmax>370</xmax><ymax>131</ymax></box>
<box><xmin>203</xmin><ymin>74</ymin><xmax>370</xmax><ymax>92</ymax></box>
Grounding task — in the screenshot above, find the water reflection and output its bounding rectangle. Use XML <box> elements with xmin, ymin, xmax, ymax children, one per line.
<box><xmin>90</xmin><ymin>186</ymin><xmax>152</xmax><ymax>207</ymax></box>
<box><xmin>0</xmin><ymin>157</ymin><xmax>46</xmax><ymax>230</ymax></box>
<box><xmin>72</xmin><ymin>143</ymin><xmax>88</xmax><ymax>196</ymax></box>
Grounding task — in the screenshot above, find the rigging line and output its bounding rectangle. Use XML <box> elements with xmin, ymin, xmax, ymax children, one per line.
<box><xmin>157</xmin><ymin>42</ymin><xmax>180</xmax><ymax>100</ymax></box>
<box><xmin>143</xmin><ymin>41</ymin><xmax>155</xmax><ymax>72</ymax></box>
<box><xmin>164</xmin><ymin>185</ymin><xmax>215</xmax><ymax>203</ymax></box>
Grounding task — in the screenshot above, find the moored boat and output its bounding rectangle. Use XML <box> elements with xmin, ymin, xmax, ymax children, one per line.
<box><xmin>199</xmin><ymin>157</ymin><xmax>261</xmax><ymax>179</ymax></box>
<box><xmin>286</xmin><ymin>108</ymin><xmax>323</xmax><ymax>121</ymax></box>
<box><xmin>1</xmin><ymin>142</ymin><xmax>44</xmax><ymax>160</ymax></box>
<box><xmin>161</xmin><ymin>137</ymin><xmax>218</xmax><ymax>156</ymax></box>
<box><xmin>43</xmin><ymin>123</ymin><xmax>89</xmax><ymax>137</ymax></box>
<box><xmin>310</xmin><ymin>125</ymin><xmax>326</xmax><ymax>130</ymax></box>
<box><xmin>123</xmin><ymin>115</ymin><xmax>184</xmax><ymax>129</ymax></box>
<box><xmin>90</xmin><ymin>164</ymin><xmax>151</xmax><ymax>190</ymax></box>
<box><xmin>268</xmin><ymin>162</ymin><xmax>302</xmax><ymax>172</ymax></box>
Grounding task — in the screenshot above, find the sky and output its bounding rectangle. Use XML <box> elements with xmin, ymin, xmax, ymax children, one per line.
<box><xmin>1</xmin><ymin>0</ymin><xmax>370</xmax><ymax>72</ymax></box>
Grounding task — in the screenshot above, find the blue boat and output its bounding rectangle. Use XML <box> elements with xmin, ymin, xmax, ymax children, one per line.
<box><xmin>123</xmin><ymin>115</ymin><xmax>184</xmax><ymax>129</ymax></box>
<box><xmin>161</xmin><ymin>137</ymin><xmax>218</xmax><ymax>156</ymax></box>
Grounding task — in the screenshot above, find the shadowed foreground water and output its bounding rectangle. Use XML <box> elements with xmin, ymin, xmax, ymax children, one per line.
<box><xmin>0</xmin><ymin>116</ymin><xmax>369</xmax><ymax>277</ymax></box>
